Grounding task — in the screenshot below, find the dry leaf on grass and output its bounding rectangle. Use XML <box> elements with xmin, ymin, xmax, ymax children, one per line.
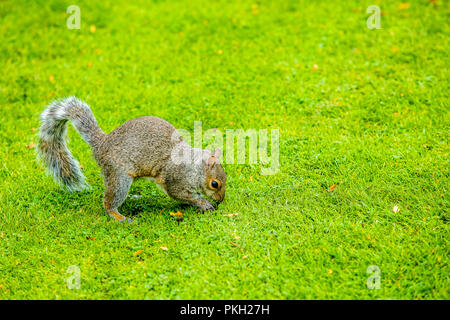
<box><xmin>133</xmin><ymin>250</ymin><xmax>143</xmax><ymax>256</ymax></box>
<box><xmin>27</xmin><ymin>142</ymin><xmax>35</xmax><ymax>149</ymax></box>
<box><xmin>393</xmin><ymin>205</ymin><xmax>400</xmax><ymax>213</ymax></box>
<box><xmin>230</xmin><ymin>241</ymin><xmax>240</xmax><ymax>248</ymax></box>
<box><xmin>170</xmin><ymin>211</ymin><xmax>183</xmax><ymax>217</ymax></box>
<box><xmin>328</xmin><ymin>184</ymin><xmax>337</xmax><ymax>192</ymax></box>
<box><xmin>86</xmin><ymin>236</ymin><xmax>96</xmax><ymax>240</ymax></box>
<box><xmin>230</xmin><ymin>239</ymin><xmax>245</xmax><ymax>251</ymax></box>
<box><xmin>160</xmin><ymin>246</ymin><xmax>168</xmax><ymax>251</ymax></box>
<box><xmin>224</xmin><ymin>213</ymin><xmax>239</xmax><ymax>217</ymax></box>
<box><xmin>170</xmin><ymin>211</ymin><xmax>184</xmax><ymax>223</ymax></box>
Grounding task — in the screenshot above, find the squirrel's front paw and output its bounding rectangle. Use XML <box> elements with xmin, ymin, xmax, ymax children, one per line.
<box><xmin>196</xmin><ymin>199</ymin><xmax>216</xmax><ymax>212</ymax></box>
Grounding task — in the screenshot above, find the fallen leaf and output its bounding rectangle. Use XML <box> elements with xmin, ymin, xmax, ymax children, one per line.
<box><xmin>86</xmin><ymin>236</ymin><xmax>96</xmax><ymax>240</ymax></box>
<box><xmin>242</xmin><ymin>254</ymin><xmax>249</xmax><ymax>259</ymax></box>
<box><xmin>312</xmin><ymin>64</ymin><xmax>319</xmax><ymax>70</ymax></box>
<box><xmin>328</xmin><ymin>184</ymin><xmax>337</xmax><ymax>192</ymax></box>
<box><xmin>90</xmin><ymin>25</ymin><xmax>96</xmax><ymax>33</ymax></box>
<box><xmin>153</xmin><ymin>239</ymin><xmax>162</xmax><ymax>243</ymax></box>
<box><xmin>27</xmin><ymin>142</ymin><xmax>35</xmax><ymax>149</ymax></box>
<box><xmin>393</xmin><ymin>205</ymin><xmax>400</xmax><ymax>213</ymax></box>
<box><xmin>230</xmin><ymin>241</ymin><xmax>240</xmax><ymax>248</ymax></box>
<box><xmin>160</xmin><ymin>246</ymin><xmax>168</xmax><ymax>251</ymax></box>
<box><xmin>133</xmin><ymin>250</ymin><xmax>143</xmax><ymax>256</ymax></box>
<box><xmin>328</xmin><ymin>269</ymin><xmax>333</xmax><ymax>274</ymax></box>
<box><xmin>170</xmin><ymin>211</ymin><xmax>183</xmax><ymax>217</ymax></box>
<box><xmin>224</xmin><ymin>213</ymin><xmax>239</xmax><ymax>217</ymax></box>
<box><xmin>398</xmin><ymin>3</ymin><xmax>410</xmax><ymax>10</ymax></box>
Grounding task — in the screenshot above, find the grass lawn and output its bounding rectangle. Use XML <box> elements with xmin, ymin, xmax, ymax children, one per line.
<box><xmin>0</xmin><ymin>0</ymin><xmax>448</xmax><ymax>299</ymax></box>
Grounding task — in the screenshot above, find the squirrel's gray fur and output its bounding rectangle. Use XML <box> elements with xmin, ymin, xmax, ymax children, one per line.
<box><xmin>37</xmin><ymin>97</ymin><xmax>226</xmax><ymax>221</ymax></box>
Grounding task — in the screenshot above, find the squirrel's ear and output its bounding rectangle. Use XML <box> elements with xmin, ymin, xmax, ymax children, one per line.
<box><xmin>205</xmin><ymin>149</ymin><xmax>222</xmax><ymax>171</ymax></box>
<box><xmin>206</xmin><ymin>154</ymin><xmax>216</xmax><ymax>170</ymax></box>
<box><xmin>212</xmin><ymin>148</ymin><xmax>222</xmax><ymax>159</ymax></box>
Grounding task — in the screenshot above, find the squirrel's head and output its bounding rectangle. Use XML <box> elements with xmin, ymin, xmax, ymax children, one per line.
<box><xmin>202</xmin><ymin>148</ymin><xmax>226</xmax><ymax>204</ymax></box>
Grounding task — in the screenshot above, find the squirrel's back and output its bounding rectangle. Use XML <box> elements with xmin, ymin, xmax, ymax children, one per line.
<box><xmin>95</xmin><ymin>116</ymin><xmax>185</xmax><ymax>178</ymax></box>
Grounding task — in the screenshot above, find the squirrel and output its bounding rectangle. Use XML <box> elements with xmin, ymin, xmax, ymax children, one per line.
<box><xmin>36</xmin><ymin>97</ymin><xmax>226</xmax><ymax>222</ymax></box>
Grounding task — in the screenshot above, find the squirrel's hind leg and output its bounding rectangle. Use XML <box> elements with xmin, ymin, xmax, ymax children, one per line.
<box><xmin>103</xmin><ymin>171</ymin><xmax>133</xmax><ymax>222</ymax></box>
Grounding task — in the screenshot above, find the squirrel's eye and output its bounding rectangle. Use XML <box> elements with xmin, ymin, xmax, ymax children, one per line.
<box><xmin>211</xmin><ymin>180</ymin><xmax>219</xmax><ymax>189</ymax></box>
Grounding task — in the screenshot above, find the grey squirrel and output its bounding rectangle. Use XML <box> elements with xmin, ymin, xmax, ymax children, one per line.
<box><xmin>36</xmin><ymin>97</ymin><xmax>226</xmax><ymax>222</ymax></box>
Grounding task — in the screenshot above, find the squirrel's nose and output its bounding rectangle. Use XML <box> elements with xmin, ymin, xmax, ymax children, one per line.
<box><xmin>217</xmin><ymin>193</ymin><xmax>225</xmax><ymax>204</ymax></box>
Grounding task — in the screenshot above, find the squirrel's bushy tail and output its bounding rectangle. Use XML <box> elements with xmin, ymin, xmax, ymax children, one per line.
<box><xmin>37</xmin><ymin>97</ymin><xmax>104</xmax><ymax>192</ymax></box>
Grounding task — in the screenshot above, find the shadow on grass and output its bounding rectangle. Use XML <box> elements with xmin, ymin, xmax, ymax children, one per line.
<box><xmin>119</xmin><ymin>195</ymin><xmax>195</xmax><ymax>219</ymax></box>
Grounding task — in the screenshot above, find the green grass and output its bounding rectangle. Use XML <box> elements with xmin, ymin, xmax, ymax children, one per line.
<box><xmin>0</xmin><ymin>0</ymin><xmax>448</xmax><ymax>299</ymax></box>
